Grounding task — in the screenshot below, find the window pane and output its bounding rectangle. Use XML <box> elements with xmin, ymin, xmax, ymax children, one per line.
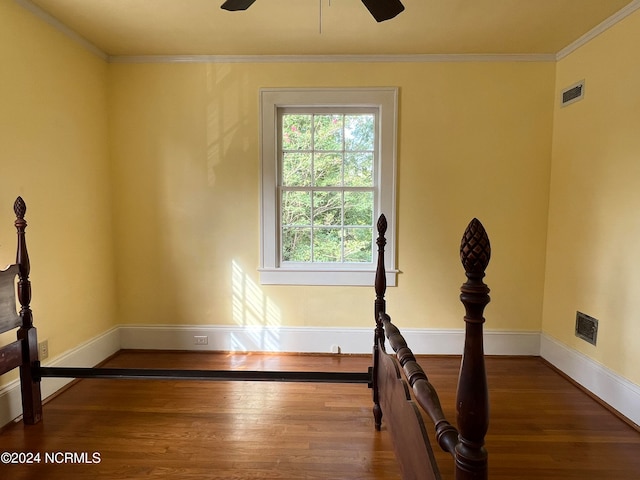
<box><xmin>313</xmin><ymin>191</ymin><xmax>342</xmax><ymax>226</ymax></box>
<box><xmin>345</xmin><ymin>114</ymin><xmax>374</xmax><ymax>151</ymax></box>
<box><xmin>344</xmin><ymin>152</ymin><xmax>374</xmax><ymax>187</ymax></box>
<box><xmin>313</xmin><ymin>228</ymin><xmax>342</xmax><ymax>262</ymax></box>
<box><xmin>282</xmin><ymin>152</ymin><xmax>312</xmax><ymax>186</ymax></box>
<box><xmin>344</xmin><ymin>192</ymin><xmax>373</xmax><ymax>226</ymax></box>
<box><xmin>314</xmin><ymin>115</ymin><xmax>343</xmax><ymax>151</ymax></box>
<box><xmin>314</xmin><ymin>153</ymin><xmax>342</xmax><ymax>186</ymax></box>
<box><xmin>344</xmin><ymin>228</ymin><xmax>373</xmax><ymax>262</ymax></box>
<box><xmin>282</xmin><ymin>228</ymin><xmax>311</xmax><ymax>262</ymax></box>
<box><xmin>282</xmin><ymin>191</ymin><xmax>311</xmax><ymax>226</ymax></box>
<box><xmin>282</xmin><ymin>114</ymin><xmax>312</xmax><ymax>150</ymax></box>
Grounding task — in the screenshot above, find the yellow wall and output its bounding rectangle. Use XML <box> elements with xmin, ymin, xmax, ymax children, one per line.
<box><xmin>109</xmin><ymin>61</ymin><xmax>555</xmax><ymax>331</ymax></box>
<box><xmin>0</xmin><ymin>1</ymin><xmax>115</xmax><ymax>387</ymax></box>
<box><xmin>543</xmin><ymin>10</ymin><xmax>640</xmax><ymax>384</ymax></box>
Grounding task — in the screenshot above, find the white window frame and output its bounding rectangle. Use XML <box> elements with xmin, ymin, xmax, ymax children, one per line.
<box><xmin>259</xmin><ymin>87</ymin><xmax>398</xmax><ymax>286</ymax></box>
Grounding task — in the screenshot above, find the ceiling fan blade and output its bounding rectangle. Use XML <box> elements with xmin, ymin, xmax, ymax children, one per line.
<box><xmin>360</xmin><ymin>0</ymin><xmax>405</xmax><ymax>22</ymax></box>
<box><xmin>221</xmin><ymin>0</ymin><xmax>404</xmax><ymax>22</ymax></box>
<box><xmin>221</xmin><ymin>0</ymin><xmax>257</xmax><ymax>11</ymax></box>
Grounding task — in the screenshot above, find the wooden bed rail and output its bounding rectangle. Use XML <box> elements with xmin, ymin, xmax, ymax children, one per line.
<box><xmin>373</xmin><ymin>214</ymin><xmax>490</xmax><ymax>480</ymax></box>
<box><xmin>381</xmin><ymin>314</ymin><xmax>459</xmax><ymax>456</ymax></box>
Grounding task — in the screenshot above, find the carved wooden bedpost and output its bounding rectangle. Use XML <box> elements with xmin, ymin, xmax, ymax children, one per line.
<box><xmin>372</xmin><ymin>214</ymin><xmax>387</xmax><ymax>430</ymax></box>
<box><xmin>374</xmin><ymin>214</ymin><xmax>387</xmax><ymax>333</ymax></box>
<box><xmin>14</xmin><ymin>197</ymin><xmax>43</xmax><ymax>425</ymax></box>
<box><xmin>455</xmin><ymin>218</ymin><xmax>490</xmax><ymax>480</ymax></box>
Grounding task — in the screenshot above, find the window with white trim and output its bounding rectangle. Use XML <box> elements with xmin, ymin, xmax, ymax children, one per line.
<box><xmin>259</xmin><ymin>88</ymin><xmax>397</xmax><ymax>286</ymax></box>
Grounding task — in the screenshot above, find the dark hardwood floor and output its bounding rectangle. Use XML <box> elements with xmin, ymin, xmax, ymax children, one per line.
<box><xmin>0</xmin><ymin>352</ymin><xmax>638</xmax><ymax>479</ymax></box>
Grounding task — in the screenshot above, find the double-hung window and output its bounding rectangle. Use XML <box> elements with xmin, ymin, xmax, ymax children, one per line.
<box><xmin>260</xmin><ymin>88</ymin><xmax>397</xmax><ymax>286</ymax></box>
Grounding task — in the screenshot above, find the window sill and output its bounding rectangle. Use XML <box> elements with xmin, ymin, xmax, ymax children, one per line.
<box><xmin>258</xmin><ymin>268</ymin><xmax>398</xmax><ymax>287</ymax></box>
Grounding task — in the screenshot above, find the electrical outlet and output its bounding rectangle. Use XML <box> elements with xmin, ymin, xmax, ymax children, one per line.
<box><xmin>194</xmin><ymin>335</ymin><xmax>208</xmax><ymax>345</ymax></box>
<box><xmin>38</xmin><ymin>340</ymin><xmax>49</xmax><ymax>360</ymax></box>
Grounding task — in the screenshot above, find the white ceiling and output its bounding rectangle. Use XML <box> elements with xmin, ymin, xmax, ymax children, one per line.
<box><xmin>20</xmin><ymin>0</ymin><xmax>637</xmax><ymax>58</ymax></box>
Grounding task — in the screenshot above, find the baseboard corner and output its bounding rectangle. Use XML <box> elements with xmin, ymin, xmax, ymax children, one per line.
<box><xmin>540</xmin><ymin>333</ymin><xmax>640</xmax><ymax>427</ymax></box>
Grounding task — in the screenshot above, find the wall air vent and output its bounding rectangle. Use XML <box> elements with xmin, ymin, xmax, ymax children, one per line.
<box><xmin>561</xmin><ymin>80</ymin><xmax>585</xmax><ymax>107</ymax></box>
<box><xmin>575</xmin><ymin>311</ymin><xmax>598</xmax><ymax>346</ymax></box>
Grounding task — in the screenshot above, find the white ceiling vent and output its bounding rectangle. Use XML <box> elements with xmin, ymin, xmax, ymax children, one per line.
<box><xmin>561</xmin><ymin>80</ymin><xmax>585</xmax><ymax>107</ymax></box>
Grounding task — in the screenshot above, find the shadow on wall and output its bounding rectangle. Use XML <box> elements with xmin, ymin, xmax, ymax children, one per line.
<box><xmin>231</xmin><ymin>260</ymin><xmax>281</xmax><ymax>351</ymax></box>
<box><xmin>205</xmin><ymin>63</ymin><xmax>252</xmax><ymax>189</ymax></box>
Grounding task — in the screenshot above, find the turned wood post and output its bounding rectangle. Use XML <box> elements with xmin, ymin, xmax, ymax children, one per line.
<box><xmin>455</xmin><ymin>218</ymin><xmax>490</xmax><ymax>480</ymax></box>
<box><xmin>14</xmin><ymin>197</ymin><xmax>43</xmax><ymax>425</ymax></box>
<box><xmin>372</xmin><ymin>214</ymin><xmax>388</xmax><ymax>430</ymax></box>
<box><xmin>374</xmin><ymin>214</ymin><xmax>387</xmax><ymax>333</ymax></box>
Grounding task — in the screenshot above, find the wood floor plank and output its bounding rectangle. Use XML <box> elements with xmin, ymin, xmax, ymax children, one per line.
<box><xmin>0</xmin><ymin>352</ymin><xmax>638</xmax><ymax>479</ymax></box>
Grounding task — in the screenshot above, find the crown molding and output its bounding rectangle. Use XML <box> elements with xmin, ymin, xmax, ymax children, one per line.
<box><xmin>14</xmin><ymin>0</ymin><xmax>107</xmax><ymax>60</ymax></box>
<box><xmin>108</xmin><ymin>53</ymin><xmax>556</xmax><ymax>64</ymax></box>
<box><xmin>556</xmin><ymin>0</ymin><xmax>640</xmax><ymax>60</ymax></box>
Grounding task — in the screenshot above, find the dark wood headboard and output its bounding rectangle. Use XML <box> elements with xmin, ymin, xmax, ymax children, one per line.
<box><xmin>0</xmin><ymin>263</ymin><xmax>20</xmax><ymax>335</ymax></box>
<box><xmin>0</xmin><ymin>197</ymin><xmax>42</xmax><ymax>423</ymax></box>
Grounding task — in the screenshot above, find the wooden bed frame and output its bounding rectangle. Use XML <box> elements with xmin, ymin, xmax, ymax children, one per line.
<box><xmin>1</xmin><ymin>196</ymin><xmax>490</xmax><ymax>479</ymax></box>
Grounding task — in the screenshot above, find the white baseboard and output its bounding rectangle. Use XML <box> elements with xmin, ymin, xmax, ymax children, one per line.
<box><xmin>0</xmin><ymin>327</ymin><xmax>120</xmax><ymax>427</ymax></box>
<box><xmin>119</xmin><ymin>324</ymin><xmax>541</xmax><ymax>356</ymax></box>
<box><xmin>540</xmin><ymin>334</ymin><xmax>640</xmax><ymax>427</ymax></box>
<box><xmin>120</xmin><ymin>324</ymin><xmax>376</xmax><ymax>354</ymax></box>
